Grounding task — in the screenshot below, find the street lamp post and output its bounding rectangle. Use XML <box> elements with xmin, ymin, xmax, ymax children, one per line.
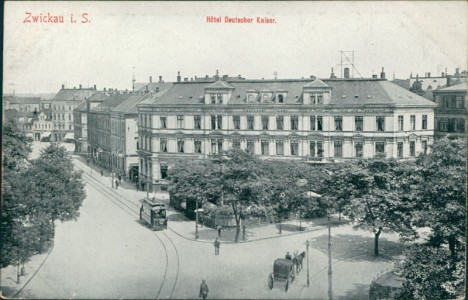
<box><xmin>306</xmin><ymin>240</ymin><xmax>310</xmax><ymax>287</ymax></box>
<box><xmin>296</xmin><ymin>178</ymin><xmax>308</xmax><ymax>231</ymax></box>
<box><xmin>328</xmin><ymin>214</ymin><xmax>333</xmax><ymax>300</ymax></box>
<box><xmin>195</xmin><ymin>199</ymin><xmax>200</xmax><ymax>239</ymax></box>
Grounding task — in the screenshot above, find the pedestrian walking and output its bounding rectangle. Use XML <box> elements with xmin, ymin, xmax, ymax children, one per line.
<box><xmin>118</xmin><ymin>174</ymin><xmax>122</xmax><ymax>183</ymax></box>
<box><xmin>136</xmin><ymin>182</ymin><xmax>140</xmax><ymax>191</ymax></box>
<box><xmin>217</xmin><ymin>225</ymin><xmax>222</xmax><ymax>237</ymax></box>
<box><xmin>100</xmin><ymin>169</ymin><xmax>103</xmax><ymax>176</ymax></box>
<box><xmin>199</xmin><ymin>280</ymin><xmax>209</xmax><ymax>300</ymax></box>
<box><xmin>115</xmin><ymin>180</ymin><xmax>119</xmax><ymax>189</ymax></box>
<box><xmin>214</xmin><ymin>238</ymin><xmax>220</xmax><ymax>255</ymax></box>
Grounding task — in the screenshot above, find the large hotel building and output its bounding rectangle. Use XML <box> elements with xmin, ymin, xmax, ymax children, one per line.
<box><xmin>137</xmin><ymin>70</ymin><xmax>436</xmax><ymax>191</ymax></box>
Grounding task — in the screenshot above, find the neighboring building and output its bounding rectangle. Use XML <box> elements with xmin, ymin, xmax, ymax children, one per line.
<box><xmin>74</xmin><ymin>91</ymin><xmax>110</xmax><ymax>155</ymax></box>
<box><xmin>4</xmin><ymin>109</ymin><xmax>36</xmax><ymax>138</ymax></box>
<box><xmin>32</xmin><ymin>109</ymin><xmax>53</xmax><ymax>141</ymax></box>
<box><xmin>409</xmin><ymin>68</ymin><xmax>467</xmax><ymax>93</ymax></box>
<box><xmin>50</xmin><ymin>84</ymin><xmax>97</xmax><ymax>142</ymax></box>
<box><xmin>87</xmin><ymin>82</ymin><xmax>173</xmax><ymax>179</ymax></box>
<box><xmin>432</xmin><ymin>82</ymin><xmax>467</xmax><ymax>139</ymax></box>
<box><xmin>3</xmin><ymin>95</ymin><xmax>42</xmax><ymax>112</ymax></box>
<box><xmin>88</xmin><ymin>92</ymin><xmax>131</xmax><ymax>169</ymax></box>
<box><xmin>137</xmin><ymin>73</ymin><xmax>437</xmax><ymax>191</ymax></box>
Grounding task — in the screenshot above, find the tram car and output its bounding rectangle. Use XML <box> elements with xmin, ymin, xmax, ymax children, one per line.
<box><xmin>140</xmin><ymin>198</ymin><xmax>168</xmax><ymax>230</ymax></box>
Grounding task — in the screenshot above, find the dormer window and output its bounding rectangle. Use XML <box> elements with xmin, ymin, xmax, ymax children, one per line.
<box><xmin>210</xmin><ymin>93</ymin><xmax>223</xmax><ymax>104</ymax></box>
<box><xmin>310</xmin><ymin>94</ymin><xmax>316</xmax><ymax>104</ymax></box>
<box><xmin>247</xmin><ymin>94</ymin><xmax>255</xmax><ymax>103</ymax></box>
<box><xmin>277</xmin><ymin>94</ymin><xmax>284</xmax><ymax>103</ymax></box>
<box><xmin>262</xmin><ymin>94</ymin><xmax>270</xmax><ymax>103</ymax></box>
<box><xmin>317</xmin><ymin>93</ymin><xmax>323</xmax><ymax>104</ymax></box>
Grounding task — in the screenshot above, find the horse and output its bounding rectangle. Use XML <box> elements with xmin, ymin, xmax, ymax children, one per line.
<box><xmin>293</xmin><ymin>251</ymin><xmax>306</xmax><ymax>274</ymax></box>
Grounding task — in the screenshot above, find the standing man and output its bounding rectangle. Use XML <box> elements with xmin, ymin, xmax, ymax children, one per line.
<box><xmin>199</xmin><ymin>280</ymin><xmax>209</xmax><ymax>300</ymax></box>
<box><xmin>136</xmin><ymin>181</ymin><xmax>140</xmax><ymax>191</ymax></box>
<box><xmin>214</xmin><ymin>238</ymin><xmax>220</xmax><ymax>255</ymax></box>
<box><xmin>118</xmin><ymin>174</ymin><xmax>122</xmax><ymax>183</ymax></box>
<box><xmin>217</xmin><ymin>225</ymin><xmax>222</xmax><ymax>238</ymax></box>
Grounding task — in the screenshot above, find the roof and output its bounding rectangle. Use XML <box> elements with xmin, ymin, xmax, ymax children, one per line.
<box><xmin>136</xmin><ymin>82</ymin><xmax>173</xmax><ymax>93</ymax></box>
<box><xmin>52</xmin><ymin>88</ymin><xmax>96</xmax><ymax>101</ymax></box>
<box><xmin>93</xmin><ymin>93</ymin><xmax>133</xmax><ymax>111</ymax></box>
<box><xmin>3</xmin><ymin>96</ymin><xmax>42</xmax><ymax>104</ymax></box>
<box><xmin>4</xmin><ymin>109</ymin><xmax>36</xmax><ymax>118</ymax></box>
<box><xmin>88</xmin><ymin>91</ymin><xmax>111</xmax><ymax>101</ymax></box>
<box><xmin>113</xmin><ymin>93</ymin><xmax>153</xmax><ymax>114</ymax></box>
<box><xmin>205</xmin><ymin>80</ymin><xmax>235</xmax><ymax>89</ymax></box>
<box><xmin>147</xmin><ymin>78</ymin><xmax>436</xmax><ymax>107</ymax></box>
<box><xmin>436</xmin><ymin>82</ymin><xmax>467</xmax><ymax>92</ymax></box>
<box><xmin>137</xmin><ymin>84</ymin><xmax>175</xmax><ymax>106</ymax></box>
<box><xmin>75</xmin><ymin>101</ymin><xmax>88</xmax><ymax>111</ymax></box>
<box><xmin>304</xmin><ymin>79</ymin><xmax>330</xmax><ymax>88</ymax></box>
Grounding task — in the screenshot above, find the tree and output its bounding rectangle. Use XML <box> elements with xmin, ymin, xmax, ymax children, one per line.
<box><xmin>217</xmin><ymin>149</ymin><xmax>272</xmax><ymax>242</ymax></box>
<box><xmin>28</xmin><ymin>145</ymin><xmax>86</xmax><ymax>223</ymax></box>
<box><xmin>1</xmin><ymin>142</ymin><xmax>86</xmax><ymax>267</ymax></box>
<box><xmin>323</xmin><ymin>159</ymin><xmax>416</xmax><ymax>256</ymax></box>
<box><xmin>395</xmin><ymin>137</ymin><xmax>466</xmax><ymax>298</ymax></box>
<box><xmin>2</xmin><ymin>121</ymin><xmax>31</xmax><ymax>170</ymax></box>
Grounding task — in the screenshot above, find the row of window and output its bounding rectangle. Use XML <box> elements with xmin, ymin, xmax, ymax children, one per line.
<box><xmin>34</xmin><ymin>123</ymin><xmax>52</xmax><ymax>129</ymax></box>
<box><xmin>153</xmin><ymin>138</ymin><xmax>427</xmax><ymax>158</ymax></box>
<box><xmin>439</xmin><ymin>95</ymin><xmax>465</xmax><ymax>109</ymax></box>
<box><xmin>154</xmin><ymin>114</ymin><xmax>428</xmax><ymax>132</ymax></box>
<box><xmin>437</xmin><ymin>117</ymin><xmax>466</xmax><ymax>133</ymax></box>
<box><xmin>52</xmin><ymin>123</ymin><xmax>73</xmax><ymax>130</ymax></box>
<box><xmin>53</xmin><ymin>114</ymin><xmax>72</xmax><ymax>121</ymax></box>
<box><xmin>52</xmin><ymin>105</ymin><xmax>74</xmax><ymax>111</ymax></box>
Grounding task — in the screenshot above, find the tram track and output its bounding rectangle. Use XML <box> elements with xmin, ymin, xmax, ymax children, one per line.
<box><xmin>73</xmin><ymin>160</ymin><xmax>180</xmax><ymax>299</ymax></box>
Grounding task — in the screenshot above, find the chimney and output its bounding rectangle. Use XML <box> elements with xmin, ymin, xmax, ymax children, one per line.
<box><xmin>441</xmin><ymin>72</ymin><xmax>445</xmax><ymax>77</ymax></box>
<box><xmin>159</xmin><ymin>76</ymin><xmax>162</xmax><ymax>83</ymax></box>
<box><xmin>238</xmin><ymin>75</ymin><xmax>242</xmax><ymax>79</ymax></box>
<box><xmin>447</xmin><ymin>75</ymin><xmax>452</xmax><ymax>87</ymax></box>
<box><xmin>205</xmin><ymin>75</ymin><xmax>209</xmax><ymax>79</ymax></box>
<box><xmin>428</xmin><ymin>72</ymin><xmax>431</xmax><ymax>78</ymax></box>
<box><xmin>455</xmin><ymin>68</ymin><xmax>460</xmax><ymax>75</ymax></box>
<box><xmin>62</xmin><ymin>84</ymin><xmax>65</xmax><ymax>89</ymax></box>
<box><xmin>177</xmin><ymin>71</ymin><xmax>181</xmax><ymax>82</ymax></box>
<box><xmin>344</xmin><ymin>67</ymin><xmax>350</xmax><ymax>79</ymax></box>
<box><xmin>222</xmin><ymin>75</ymin><xmax>228</xmax><ymax>80</ymax></box>
<box><xmin>372</xmin><ymin>74</ymin><xmax>378</xmax><ymax>79</ymax></box>
<box><xmin>191</xmin><ymin>77</ymin><xmax>193</xmax><ymax>81</ymax></box>
<box><xmin>184</xmin><ymin>78</ymin><xmax>188</xmax><ymax>82</ymax></box>
<box><xmin>94</xmin><ymin>84</ymin><xmax>97</xmax><ymax>90</ymax></box>
<box><xmin>149</xmin><ymin>76</ymin><xmax>152</xmax><ymax>83</ymax></box>
<box><xmin>104</xmin><ymin>87</ymin><xmax>107</xmax><ymax>91</ymax></box>
<box><xmin>330</xmin><ymin>68</ymin><xmax>335</xmax><ymax>79</ymax></box>
<box><xmin>380</xmin><ymin>67</ymin><xmax>386</xmax><ymax>79</ymax></box>
<box><xmin>73</xmin><ymin>86</ymin><xmax>76</xmax><ymax>89</ymax></box>
<box><xmin>79</xmin><ymin>84</ymin><xmax>82</xmax><ymax>89</ymax></box>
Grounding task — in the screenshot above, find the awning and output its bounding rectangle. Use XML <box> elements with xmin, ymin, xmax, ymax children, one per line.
<box><xmin>64</xmin><ymin>132</ymin><xmax>74</xmax><ymax>140</ymax></box>
<box><xmin>41</xmin><ymin>132</ymin><xmax>51</xmax><ymax>138</ymax></box>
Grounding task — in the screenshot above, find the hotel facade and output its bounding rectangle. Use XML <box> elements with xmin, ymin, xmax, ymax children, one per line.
<box><xmin>137</xmin><ymin>74</ymin><xmax>437</xmax><ymax>191</ymax></box>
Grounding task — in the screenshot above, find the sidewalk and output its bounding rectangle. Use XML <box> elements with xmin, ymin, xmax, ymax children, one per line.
<box><xmin>72</xmin><ymin>154</ymin><xmax>342</xmax><ymax>245</ymax></box>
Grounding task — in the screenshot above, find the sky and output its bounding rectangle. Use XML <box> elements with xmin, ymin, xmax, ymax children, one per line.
<box><xmin>3</xmin><ymin>1</ymin><xmax>467</xmax><ymax>94</ymax></box>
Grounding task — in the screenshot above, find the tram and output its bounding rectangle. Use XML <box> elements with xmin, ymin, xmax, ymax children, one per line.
<box><xmin>140</xmin><ymin>197</ymin><xmax>168</xmax><ymax>230</ymax></box>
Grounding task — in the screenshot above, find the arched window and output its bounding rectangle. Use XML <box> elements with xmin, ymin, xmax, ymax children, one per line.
<box><xmin>262</xmin><ymin>94</ymin><xmax>269</xmax><ymax>102</ymax></box>
<box><xmin>248</xmin><ymin>94</ymin><xmax>255</xmax><ymax>103</ymax></box>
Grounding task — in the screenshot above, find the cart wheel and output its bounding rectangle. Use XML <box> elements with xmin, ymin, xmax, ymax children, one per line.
<box><xmin>285</xmin><ymin>278</ymin><xmax>289</xmax><ymax>292</ymax></box>
<box><xmin>268</xmin><ymin>274</ymin><xmax>274</xmax><ymax>289</ymax></box>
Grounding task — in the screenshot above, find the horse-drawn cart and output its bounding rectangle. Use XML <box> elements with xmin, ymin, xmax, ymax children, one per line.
<box><xmin>267</xmin><ymin>258</ymin><xmax>296</xmax><ymax>292</ymax></box>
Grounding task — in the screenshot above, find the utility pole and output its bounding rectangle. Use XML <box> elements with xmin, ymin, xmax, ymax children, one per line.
<box><xmin>328</xmin><ymin>215</ymin><xmax>333</xmax><ymax>300</ymax></box>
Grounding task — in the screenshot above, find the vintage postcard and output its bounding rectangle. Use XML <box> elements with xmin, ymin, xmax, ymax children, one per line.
<box><xmin>2</xmin><ymin>1</ymin><xmax>466</xmax><ymax>299</ymax></box>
